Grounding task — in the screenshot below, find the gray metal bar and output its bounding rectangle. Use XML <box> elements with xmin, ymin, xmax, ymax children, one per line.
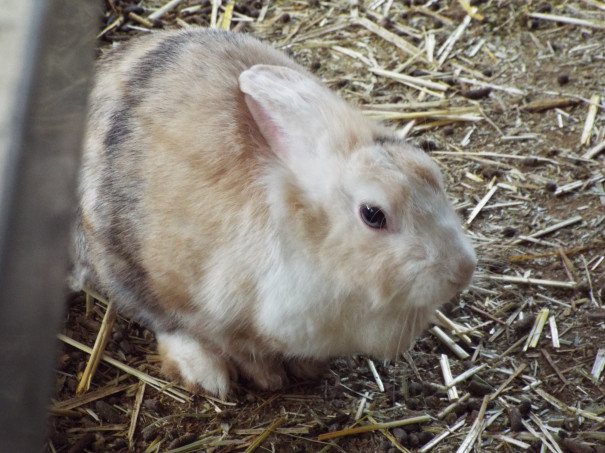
<box><xmin>0</xmin><ymin>0</ymin><xmax>98</xmax><ymax>450</ymax></box>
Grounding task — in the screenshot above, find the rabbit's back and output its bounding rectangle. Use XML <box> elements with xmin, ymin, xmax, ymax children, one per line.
<box><xmin>74</xmin><ymin>29</ymin><xmax>301</xmax><ymax>331</ymax></box>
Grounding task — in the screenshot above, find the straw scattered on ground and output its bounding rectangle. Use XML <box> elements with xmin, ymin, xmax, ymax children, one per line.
<box><xmin>49</xmin><ymin>1</ymin><xmax>604</xmax><ymax>452</ymax></box>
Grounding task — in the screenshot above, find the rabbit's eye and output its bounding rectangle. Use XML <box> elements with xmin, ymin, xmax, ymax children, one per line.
<box><xmin>360</xmin><ymin>204</ymin><xmax>387</xmax><ymax>230</ymax></box>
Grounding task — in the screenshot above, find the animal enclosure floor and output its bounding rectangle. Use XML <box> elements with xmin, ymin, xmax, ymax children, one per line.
<box><xmin>49</xmin><ymin>1</ymin><xmax>604</xmax><ymax>452</ymax></box>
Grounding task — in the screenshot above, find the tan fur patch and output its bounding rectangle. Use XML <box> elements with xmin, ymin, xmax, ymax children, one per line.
<box><xmin>148</xmin><ymin>269</ymin><xmax>194</xmax><ymax>313</ymax></box>
<box><xmin>80</xmin><ymin>211</ymin><xmax>94</xmax><ymax>234</ymax></box>
<box><xmin>409</xmin><ymin>159</ymin><xmax>441</xmax><ymax>189</ymax></box>
<box><xmin>137</xmin><ymin>91</ymin><xmax>268</xmax><ymax>315</ymax></box>
<box><xmin>157</xmin><ymin>342</ymin><xmax>183</xmax><ymax>382</ymax></box>
<box><xmin>377</xmin><ymin>140</ymin><xmax>442</xmax><ymax>192</ymax></box>
<box><xmin>284</xmin><ymin>181</ymin><xmax>329</xmax><ymax>250</ymax></box>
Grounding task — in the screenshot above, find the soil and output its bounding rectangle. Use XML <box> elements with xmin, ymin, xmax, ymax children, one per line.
<box><xmin>49</xmin><ymin>1</ymin><xmax>604</xmax><ymax>452</ymax></box>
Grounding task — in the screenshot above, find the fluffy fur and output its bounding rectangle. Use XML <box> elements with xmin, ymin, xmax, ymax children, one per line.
<box><xmin>73</xmin><ymin>28</ymin><xmax>476</xmax><ymax>397</ymax></box>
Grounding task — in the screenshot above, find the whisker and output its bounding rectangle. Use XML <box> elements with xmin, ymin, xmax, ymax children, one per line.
<box><xmin>392</xmin><ymin>297</ymin><xmax>409</xmax><ymax>359</ymax></box>
<box><xmin>408</xmin><ymin>306</ymin><xmax>420</xmax><ymax>354</ymax></box>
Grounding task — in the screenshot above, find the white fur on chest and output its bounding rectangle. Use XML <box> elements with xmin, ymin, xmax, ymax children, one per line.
<box><xmin>255</xmin><ymin>252</ymin><xmax>344</xmax><ymax>357</ymax></box>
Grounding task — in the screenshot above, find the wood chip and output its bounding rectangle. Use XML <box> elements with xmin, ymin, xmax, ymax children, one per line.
<box><xmin>457</xmin><ymin>0</ymin><xmax>484</xmax><ymax>20</ymax></box>
<box><xmin>490</xmin><ymin>363</ymin><xmax>527</xmax><ymax>400</ymax></box>
<box><xmin>440</xmin><ymin>354</ymin><xmax>459</xmax><ymax>401</ymax></box>
<box><xmin>520</xmin><ymin>419</ymin><xmax>561</xmax><ymax>453</ymax></box>
<box><xmin>455</xmin><ymin>77</ymin><xmax>525</xmax><ymax>96</ymax></box>
<box><xmin>148</xmin><ymin>0</ymin><xmax>186</xmax><ymax>21</ymax></box>
<box><xmin>541</xmin><ymin>348</ymin><xmax>569</xmax><ymax>386</ymax></box>
<box><xmin>52</xmin><ymin>383</ymin><xmax>136</xmax><ymax>412</ymax></box>
<box><xmin>128</xmin><ymin>382</ymin><xmax>146</xmax><ymax>448</ymax></box>
<box><xmin>437</xmin><ymin>393</ymin><xmax>470</xmax><ymax>420</ymax></box>
<box><xmin>317</xmin><ymin>415</ymin><xmax>431</xmax><ymax>441</ymax></box>
<box><xmin>354</xmin><ymin>17</ymin><xmax>425</xmax><ymax>60</ymax></box>
<box><xmin>219</xmin><ymin>2</ymin><xmax>234</xmax><ymax>30</ymax></box>
<box><xmin>355</xmin><ymin>392</ymin><xmax>369</xmax><ymax>420</ymax></box>
<box><xmin>437</xmin><ymin>14</ymin><xmax>472</xmax><ymax>67</ymax></box>
<box><xmin>583</xmin><ymin>140</ymin><xmax>605</xmax><ymax>159</ymax></box>
<box><xmin>522</xmin><ymin>97</ymin><xmax>580</xmax><ymax>112</ymax></box>
<box><xmin>494</xmin><ymin>434</ymin><xmax>531</xmax><ymax>450</ymax></box>
<box><xmin>591</xmin><ymin>349</ymin><xmax>605</xmax><ymax>380</ymax></box>
<box><xmin>527</xmin><ymin>11</ymin><xmax>605</xmax><ymax>29</ymax></box>
<box><xmin>580</xmin><ymin>94</ymin><xmax>600</xmax><ymax>146</ymax></box>
<box><xmin>514</xmin><ymin>216</ymin><xmax>583</xmax><ymax>243</ymax></box>
<box><xmin>449</xmin><ymin>364</ymin><xmax>488</xmax><ymax>388</ymax></box>
<box><xmin>554</xmin><ymin>175</ymin><xmax>604</xmax><ymax>196</ymax></box>
<box><xmin>367</xmin><ymin>359</ymin><xmax>385</xmax><ymax>392</ymax></box>
<box><xmin>369</xmin><ymin>67</ymin><xmax>450</xmax><ymax>92</ymax></box>
<box><xmin>435</xmin><ymin>309</ymin><xmax>473</xmax><ymax>345</ymax></box>
<box><xmin>549</xmin><ymin>316</ymin><xmax>560</xmax><ymax>349</ymax></box>
<box><xmin>76</xmin><ymin>302</ymin><xmax>117</xmax><ymax>395</ymax></box>
<box><xmin>128</xmin><ymin>12</ymin><xmax>154</xmax><ymax>28</ymax></box>
<box><xmin>467</xmin><ymin>184</ymin><xmax>498</xmax><ymax>225</ymax></box>
<box><xmin>455</xmin><ymin>395</ymin><xmax>489</xmax><ymax>453</ymax></box>
<box><xmin>534</xmin><ymin>388</ymin><xmax>605</xmax><ymax>422</ymax></box>
<box><xmin>523</xmin><ymin>308</ymin><xmax>550</xmax><ymax>351</ymax></box>
<box><xmin>244</xmin><ymin>418</ymin><xmax>284</xmax><ymax>453</ymax></box>
<box><xmin>419</xmin><ymin>419</ymin><xmax>466</xmax><ymax>452</ymax></box>
<box><xmin>210</xmin><ymin>0</ymin><xmax>220</xmax><ymax>28</ymax></box>
<box><xmin>430</xmin><ymin>326</ymin><xmax>470</xmax><ymax>359</ymax></box>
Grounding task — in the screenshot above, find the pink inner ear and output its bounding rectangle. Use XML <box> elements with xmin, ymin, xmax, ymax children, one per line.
<box><xmin>244</xmin><ymin>94</ymin><xmax>288</xmax><ymax>158</ymax></box>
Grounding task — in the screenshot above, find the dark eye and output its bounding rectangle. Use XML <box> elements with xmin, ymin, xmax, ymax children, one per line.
<box><xmin>360</xmin><ymin>204</ymin><xmax>387</xmax><ymax>229</ymax></box>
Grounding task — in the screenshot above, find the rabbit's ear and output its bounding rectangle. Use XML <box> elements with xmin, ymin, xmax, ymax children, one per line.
<box><xmin>239</xmin><ymin>64</ymin><xmax>332</xmax><ymax>159</ymax></box>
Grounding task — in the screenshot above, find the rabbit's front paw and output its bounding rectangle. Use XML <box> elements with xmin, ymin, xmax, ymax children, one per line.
<box><xmin>157</xmin><ymin>332</ymin><xmax>235</xmax><ymax>398</ymax></box>
<box><xmin>234</xmin><ymin>354</ymin><xmax>288</xmax><ymax>391</ymax></box>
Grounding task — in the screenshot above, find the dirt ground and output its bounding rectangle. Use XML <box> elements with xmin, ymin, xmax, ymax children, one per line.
<box><xmin>48</xmin><ymin>1</ymin><xmax>604</xmax><ymax>452</ymax></box>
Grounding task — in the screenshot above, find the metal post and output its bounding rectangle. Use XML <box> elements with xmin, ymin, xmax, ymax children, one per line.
<box><xmin>0</xmin><ymin>0</ymin><xmax>98</xmax><ymax>450</ymax></box>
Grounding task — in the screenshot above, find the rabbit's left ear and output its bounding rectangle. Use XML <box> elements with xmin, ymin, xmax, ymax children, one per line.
<box><xmin>239</xmin><ymin>64</ymin><xmax>332</xmax><ymax>160</ymax></box>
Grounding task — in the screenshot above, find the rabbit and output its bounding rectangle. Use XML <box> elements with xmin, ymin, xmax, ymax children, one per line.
<box><xmin>72</xmin><ymin>28</ymin><xmax>476</xmax><ymax>397</ymax></box>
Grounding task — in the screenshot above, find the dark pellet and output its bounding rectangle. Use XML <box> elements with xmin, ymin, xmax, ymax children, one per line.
<box><xmin>95</xmin><ymin>400</ymin><xmax>121</xmax><ymax>424</ymax></box>
<box><xmin>123</xmin><ymin>6</ymin><xmax>145</xmax><ymax>15</ymax></box>
<box><xmin>515</xmin><ymin>315</ymin><xmax>536</xmax><ymax>335</ymax></box>
<box><xmin>518</xmin><ymin>400</ymin><xmax>532</xmax><ymax>416</ymax></box>
<box><xmin>468</xmin><ymin>379</ymin><xmax>492</xmax><ymax>397</ymax></box>
<box><xmin>408</xmin><ymin>381</ymin><xmax>424</xmax><ymax>396</ymax></box>
<box><xmin>393</xmin><ymin>427</ymin><xmax>408</xmax><ymax>443</ymax></box>
<box><xmin>167</xmin><ymin>433</ymin><xmax>198</xmax><ymax>450</ymax></box>
<box><xmin>68</xmin><ymin>433</ymin><xmax>96</xmax><ymax>453</ymax></box>
<box><xmin>560</xmin><ymin>438</ymin><xmax>595</xmax><ymax>453</ymax></box>
<box><xmin>408</xmin><ymin>433</ymin><xmax>420</xmax><ymax>447</ymax></box>
<box><xmin>508</xmin><ymin>407</ymin><xmax>524</xmax><ymax>432</ymax></box>
<box><xmin>557</xmin><ymin>74</ymin><xmax>570</xmax><ymax>85</ymax></box>
<box><xmin>461</xmin><ymin>87</ymin><xmax>492</xmax><ymax>99</ymax></box>
<box><xmin>502</xmin><ymin>226</ymin><xmax>518</xmax><ymax>238</ymax></box>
